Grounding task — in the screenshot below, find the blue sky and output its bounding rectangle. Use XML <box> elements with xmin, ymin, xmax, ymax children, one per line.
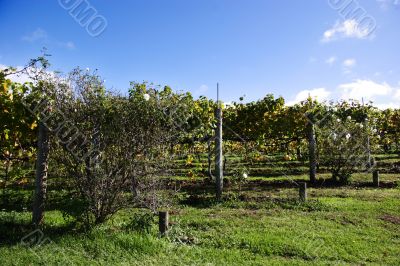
<box><xmin>1</xmin><ymin>0</ymin><xmax>400</xmax><ymax>108</ymax></box>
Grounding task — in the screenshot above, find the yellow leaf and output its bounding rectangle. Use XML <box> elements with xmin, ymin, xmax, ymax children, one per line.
<box><xmin>30</xmin><ymin>121</ymin><xmax>37</xmax><ymax>130</ymax></box>
<box><xmin>2</xmin><ymin>82</ymin><xmax>8</xmax><ymax>93</ymax></box>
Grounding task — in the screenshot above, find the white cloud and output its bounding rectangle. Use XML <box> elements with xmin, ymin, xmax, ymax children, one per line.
<box><xmin>194</xmin><ymin>84</ymin><xmax>209</xmax><ymax>96</ymax></box>
<box><xmin>343</xmin><ymin>59</ymin><xmax>356</xmax><ymax>67</ymax></box>
<box><xmin>309</xmin><ymin>57</ymin><xmax>317</xmax><ymax>63</ymax></box>
<box><xmin>65</xmin><ymin>41</ymin><xmax>76</xmax><ymax>50</ymax></box>
<box><xmin>374</xmin><ymin>102</ymin><xmax>400</xmax><ymax>110</ymax></box>
<box><xmin>394</xmin><ymin>89</ymin><xmax>400</xmax><ymax>100</ymax></box>
<box><xmin>287</xmin><ymin>88</ymin><xmax>331</xmax><ymax>106</ymax></box>
<box><xmin>287</xmin><ymin>80</ymin><xmax>400</xmax><ymax>110</ymax></box>
<box><xmin>374</xmin><ymin>72</ymin><xmax>382</xmax><ymax>77</ymax></box>
<box><xmin>22</xmin><ymin>28</ymin><xmax>74</xmax><ymax>50</ymax></box>
<box><xmin>22</xmin><ymin>28</ymin><xmax>47</xmax><ymax>42</ymax></box>
<box><xmin>322</xmin><ymin>20</ymin><xmax>373</xmax><ymax>42</ymax></box>
<box><xmin>338</xmin><ymin>79</ymin><xmax>394</xmax><ymax>102</ymax></box>
<box><xmin>0</xmin><ymin>64</ymin><xmax>32</xmax><ymax>83</ymax></box>
<box><xmin>0</xmin><ymin>64</ymin><xmax>60</xmax><ymax>84</ymax></box>
<box><xmin>377</xmin><ymin>0</ymin><xmax>400</xmax><ymax>10</ymax></box>
<box><xmin>377</xmin><ymin>0</ymin><xmax>389</xmax><ymax>9</ymax></box>
<box><xmin>342</xmin><ymin>58</ymin><xmax>357</xmax><ymax>74</ymax></box>
<box><xmin>59</xmin><ymin>41</ymin><xmax>76</xmax><ymax>50</ymax></box>
<box><xmin>325</xmin><ymin>56</ymin><xmax>337</xmax><ymax>65</ymax></box>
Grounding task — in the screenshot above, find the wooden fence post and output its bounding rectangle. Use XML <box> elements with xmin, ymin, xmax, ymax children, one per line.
<box><xmin>373</xmin><ymin>170</ymin><xmax>380</xmax><ymax>187</ymax></box>
<box><xmin>159</xmin><ymin>211</ymin><xmax>169</xmax><ymax>237</ymax></box>
<box><xmin>299</xmin><ymin>182</ymin><xmax>307</xmax><ymax>202</ymax></box>
<box><xmin>215</xmin><ymin>107</ymin><xmax>223</xmax><ymax>200</ymax></box>
<box><xmin>306</xmin><ymin>121</ymin><xmax>317</xmax><ymax>184</ymax></box>
<box><xmin>32</xmin><ymin>121</ymin><xmax>50</xmax><ymax>227</ymax></box>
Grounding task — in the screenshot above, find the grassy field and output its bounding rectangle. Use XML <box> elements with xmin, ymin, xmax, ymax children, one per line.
<box><xmin>1</xmin><ymin>155</ymin><xmax>399</xmax><ymax>265</ymax></box>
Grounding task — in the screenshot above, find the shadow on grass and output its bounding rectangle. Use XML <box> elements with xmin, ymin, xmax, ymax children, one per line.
<box><xmin>175</xmin><ymin>177</ymin><xmax>399</xmax><ymax>193</ymax></box>
<box><xmin>0</xmin><ymin>188</ymin><xmax>78</xmax><ymax>212</ymax></box>
<box><xmin>177</xmin><ymin>177</ymin><xmax>397</xmax><ymax>210</ymax></box>
<box><xmin>0</xmin><ymin>191</ymin><xmax>87</xmax><ymax>247</ymax></box>
<box><xmin>0</xmin><ymin>212</ymin><xmax>77</xmax><ymax>247</ymax></box>
<box><xmin>180</xmin><ymin>190</ymin><xmax>332</xmax><ymax>212</ymax></box>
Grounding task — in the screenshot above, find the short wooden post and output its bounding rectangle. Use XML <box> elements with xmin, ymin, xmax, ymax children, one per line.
<box><xmin>159</xmin><ymin>211</ymin><xmax>169</xmax><ymax>237</ymax></box>
<box><xmin>299</xmin><ymin>182</ymin><xmax>307</xmax><ymax>202</ymax></box>
<box><xmin>373</xmin><ymin>170</ymin><xmax>380</xmax><ymax>187</ymax></box>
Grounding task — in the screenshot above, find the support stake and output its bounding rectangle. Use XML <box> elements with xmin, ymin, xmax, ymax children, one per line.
<box><xmin>299</xmin><ymin>182</ymin><xmax>307</xmax><ymax>202</ymax></box>
<box><xmin>215</xmin><ymin>83</ymin><xmax>223</xmax><ymax>200</ymax></box>
<box><xmin>159</xmin><ymin>211</ymin><xmax>169</xmax><ymax>237</ymax></box>
<box><xmin>373</xmin><ymin>170</ymin><xmax>380</xmax><ymax>187</ymax></box>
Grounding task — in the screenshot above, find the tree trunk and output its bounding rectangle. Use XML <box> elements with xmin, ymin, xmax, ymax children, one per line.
<box><xmin>32</xmin><ymin>122</ymin><xmax>50</xmax><ymax>227</ymax></box>
<box><xmin>306</xmin><ymin>122</ymin><xmax>317</xmax><ymax>184</ymax></box>
<box><xmin>215</xmin><ymin>108</ymin><xmax>223</xmax><ymax>200</ymax></box>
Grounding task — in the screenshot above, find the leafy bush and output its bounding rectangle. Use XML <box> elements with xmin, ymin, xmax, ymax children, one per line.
<box><xmin>318</xmin><ymin>111</ymin><xmax>378</xmax><ymax>184</ymax></box>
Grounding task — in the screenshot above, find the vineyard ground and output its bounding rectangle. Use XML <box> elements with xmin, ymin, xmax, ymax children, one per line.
<box><xmin>0</xmin><ymin>154</ymin><xmax>399</xmax><ymax>265</ymax></box>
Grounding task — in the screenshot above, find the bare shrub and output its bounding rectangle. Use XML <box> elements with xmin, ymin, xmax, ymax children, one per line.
<box><xmin>50</xmin><ymin>70</ymin><xmax>189</xmax><ymax>226</ymax></box>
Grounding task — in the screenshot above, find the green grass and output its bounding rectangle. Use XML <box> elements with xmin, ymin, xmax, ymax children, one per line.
<box><xmin>1</xmin><ymin>183</ymin><xmax>400</xmax><ymax>265</ymax></box>
<box><xmin>1</xmin><ymin>153</ymin><xmax>399</xmax><ymax>265</ymax></box>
